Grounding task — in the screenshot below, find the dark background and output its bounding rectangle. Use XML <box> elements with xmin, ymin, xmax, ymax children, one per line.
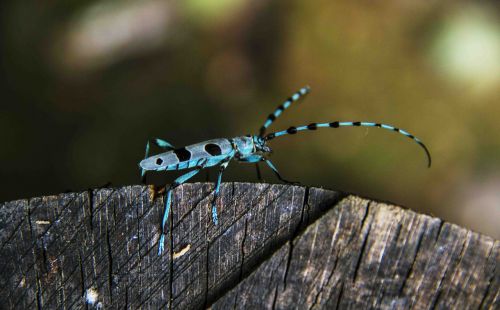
<box><xmin>1</xmin><ymin>1</ymin><xmax>499</xmax><ymax>238</ymax></box>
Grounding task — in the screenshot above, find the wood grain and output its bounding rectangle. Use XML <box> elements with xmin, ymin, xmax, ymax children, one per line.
<box><xmin>0</xmin><ymin>183</ymin><xmax>497</xmax><ymax>309</ymax></box>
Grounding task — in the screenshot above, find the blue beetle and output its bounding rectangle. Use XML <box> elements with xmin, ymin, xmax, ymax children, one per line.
<box><xmin>140</xmin><ymin>86</ymin><xmax>431</xmax><ymax>255</ymax></box>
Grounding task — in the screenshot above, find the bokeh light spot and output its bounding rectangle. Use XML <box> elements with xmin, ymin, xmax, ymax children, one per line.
<box><xmin>429</xmin><ymin>7</ymin><xmax>500</xmax><ymax>93</ymax></box>
<box><xmin>54</xmin><ymin>0</ymin><xmax>174</xmax><ymax>74</ymax></box>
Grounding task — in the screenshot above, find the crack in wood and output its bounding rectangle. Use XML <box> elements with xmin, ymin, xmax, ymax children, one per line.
<box><xmin>477</xmin><ymin>243</ymin><xmax>497</xmax><ymax>309</ymax></box>
<box><xmin>124</xmin><ymin>283</ymin><xmax>128</xmax><ymax>309</ymax></box>
<box><xmin>282</xmin><ymin>187</ymin><xmax>310</xmax><ymax>289</ymax></box>
<box><xmin>169</xmin><ymin>192</ymin><xmax>174</xmax><ymax>310</ymax></box>
<box><xmin>135</xmin><ymin>190</ymin><xmax>144</xmax><ymax>306</ymax></box>
<box><xmin>435</xmin><ymin>219</ymin><xmax>445</xmax><ymax>242</ymax></box>
<box><xmin>271</xmin><ymin>285</ymin><xmax>279</xmax><ymax>310</ymax></box>
<box><xmin>371</xmin><ymin>221</ymin><xmax>404</xmax><ymax>309</ymax></box>
<box><xmin>309</xmin><ymin>250</ymin><xmax>340</xmax><ymax>309</ymax></box>
<box><xmin>78</xmin><ymin>251</ymin><xmax>85</xmax><ymax>298</ymax></box>
<box><xmin>353</xmin><ymin>201</ymin><xmax>372</xmax><ymax>283</ymax></box>
<box><xmin>239</xmin><ymin>218</ymin><xmax>249</xmax><ymax>282</ymax></box>
<box><xmin>334</xmin><ymin>281</ymin><xmax>344</xmax><ymax>310</ymax></box>
<box><xmin>35</xmin><ymin>268</ymin><xmax>42</xmax><ymax>310</ymax></box>
<box><xmin>64</xmin><ymin>190</ymin><xmax>128</xmax><ymax>309</ymax></box>
<box><xmin>203</xmin><ymin>232</ymin><xmax>211</xmax><ymax>310</ymax></box>
<box><xmin>282</xmin><ymin>241</ymin><xmax>294</xmax><ymax>289</ymax></box>
<box><xmin>428</xmin><ymin>229</ymin><xmax>469</xmax><ymax>309</ymax></box>
<box><xmin>30</xmin><ymin>205</ymin><xmax>43</xmax><ymax>310</ymax></box>
<box><xmin>399</xmin><ymin>218</ymin><xmax>425</xmax><ymax>296</ymax></box>
<box><xmin>105</xmin><ymin>224</ymin><xmax>113</xmax><ymax>304</ymax></box>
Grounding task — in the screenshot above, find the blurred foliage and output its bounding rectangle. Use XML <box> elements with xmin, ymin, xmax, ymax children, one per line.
<box><xmin>1</xmin><ymin>0</ymin><xmax>499</xmax><ymax>238</ymax></box>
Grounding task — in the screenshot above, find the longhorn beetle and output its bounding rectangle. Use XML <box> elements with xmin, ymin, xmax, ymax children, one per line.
<box><xmin>140</xmin><ymin>86</ymin><xmax>431</xmax><ymax>255</ymax></box>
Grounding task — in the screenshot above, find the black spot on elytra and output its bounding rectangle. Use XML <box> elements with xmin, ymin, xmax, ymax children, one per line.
<box><xmin>174</xmin><ymin>148</ymin><xmax>191</xmax><ymax>162</ymax></box>
<box><xmin>156</xmin><ymin>158</ymin><xmax>163</xmax><ymax>165</ymax></box>
<box><xmin>204</xmin><ymin>143</ymin><xmax>222</xmax><ymax>156</ymax></box>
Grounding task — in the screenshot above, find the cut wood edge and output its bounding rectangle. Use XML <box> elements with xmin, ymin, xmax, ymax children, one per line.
<box><xmin>0</xmin><ymin>183</ymin><xmax>498</xmax><ymax>309</ymax></box>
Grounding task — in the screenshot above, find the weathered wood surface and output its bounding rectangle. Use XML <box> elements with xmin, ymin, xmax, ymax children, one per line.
<box><xmin>0</xmin><ymin>183</ymin><xmax>498</xmax><ymax>309</ymax></box>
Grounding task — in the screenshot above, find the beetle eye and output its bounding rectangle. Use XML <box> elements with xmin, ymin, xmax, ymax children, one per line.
<box><xmin>156</xmin><ymin>158</ymin><xmax>163</xmax><ymax>165</ymax></box>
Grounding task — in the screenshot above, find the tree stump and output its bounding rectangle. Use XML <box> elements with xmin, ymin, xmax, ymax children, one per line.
<box><xmin>0</xmin><ymin>183</ymin><xmax>498</xmax><ymax>309</ymax></box>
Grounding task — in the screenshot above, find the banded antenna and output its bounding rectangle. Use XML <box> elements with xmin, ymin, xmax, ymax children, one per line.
<box><xmin>259</xmin><ymin>86</ymin><xmax>311</xmax><ymax>137</ymax></box>
<box><xmin>265</xmin><ymin>121</ymin><xmax>432</xmax><ymax>167</ymax></box>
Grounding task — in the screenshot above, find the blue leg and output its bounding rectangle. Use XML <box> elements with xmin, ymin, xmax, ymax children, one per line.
<box><xmin>158</xmin><ymin>160</ymin><xmax>206</xmax><ymax>256</ymax></box>
<box><xmin>239</xmin><ymin>154</ymin><xmax>263</xmax><ymax>163</ymax></box>
<box><xmin>142</xmin><ymin>138</ymin><xmax>175</xmax><ymax>181</ymax></box>
<box><xmin>211</xmin><ymin>157</ymin><xmax>232</xmax><ymax>225</ymax></box>
<box><xmin>158</xmin><ymin>189</ymin><xmax>173</xmax><ymax>255</ymax></box>
<box><xmin>255</xmin><ymin>163</ymin><xmax>263</xmax><ymax>182</ymax></box>
<box><xmin>264</xmin><ymin>159</ymin><xmax>301</xmax><ymax>185</ymax></box>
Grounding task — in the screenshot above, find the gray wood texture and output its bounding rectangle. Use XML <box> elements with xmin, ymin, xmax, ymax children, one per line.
<box><xmin>0</xmin><ymin>183</ymin><xmax>498</xmax><ymax>309</ymax></box>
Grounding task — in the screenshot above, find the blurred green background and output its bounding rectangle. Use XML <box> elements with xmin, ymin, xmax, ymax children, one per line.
<box><xmin>1</xmin><ymin>0</ymin><xmax>499</xmax><ymax>238</ymax></box>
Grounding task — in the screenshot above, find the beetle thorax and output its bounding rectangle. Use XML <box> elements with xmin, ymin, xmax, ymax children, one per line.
<box><xmin>232</xmin><ymin>136</ymin><xmax>255</xmax><ymax>157</ymax></box>
<box><xmin>252</xmin><ymin>135</ymin><xmax>272</xmax><ymax>154</ymax></box>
